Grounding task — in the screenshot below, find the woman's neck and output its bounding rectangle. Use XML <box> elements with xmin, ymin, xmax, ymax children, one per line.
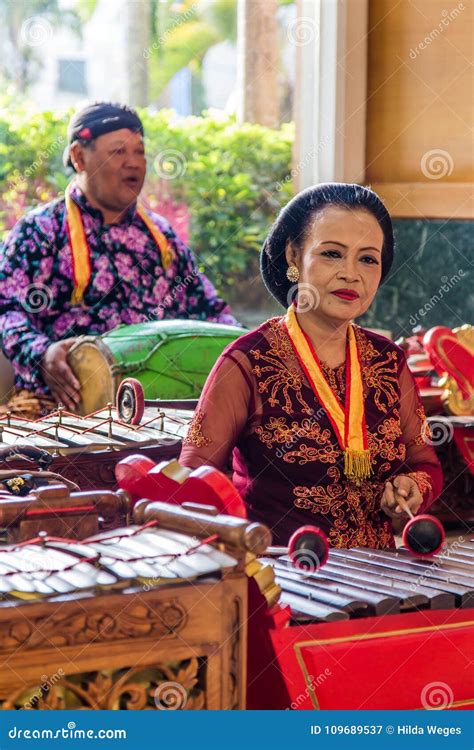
<box><xmin>295</xmin><ymin>308</ymin><xmax>350</xmax><ymax>366</ymax></box>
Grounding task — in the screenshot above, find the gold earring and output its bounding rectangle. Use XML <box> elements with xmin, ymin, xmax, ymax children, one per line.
<box><xmin>286</xmin><ymin>265</ymin><xmax>299</xmax><ymax>283</ymax></box>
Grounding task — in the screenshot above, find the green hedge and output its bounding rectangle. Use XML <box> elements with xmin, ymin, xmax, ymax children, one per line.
<box><xmin>0</xmin><ymin>101</ymin><xmax>293</xmax><ymax>293</ymax></box>
<box><xmin>1</xmin><ymin>102</ymin><xmax>471</xmax><ymax>334</ymax></box>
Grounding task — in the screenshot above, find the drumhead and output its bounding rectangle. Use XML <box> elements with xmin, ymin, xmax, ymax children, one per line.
<box><xmin>68</xmin><ymin>338</ymin><xmax>115</xmax><ymax>415</ymax></box>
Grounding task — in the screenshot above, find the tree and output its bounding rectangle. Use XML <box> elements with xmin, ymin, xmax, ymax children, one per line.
<box><xmin>148</xmin><ymin>0</ymin><xmax>292</xmax><ymax>122</ymax></box>
<box><xmin>236</xmin><ymin>0</ymin><xmax>279</xmax><ymax>127</ymax></box>
<box><xmin>125</xmin><ymin>0</ymin><xmax>151</xmax><ymax>106</ymax></box>
<box><xmin>148</xmin><ymin>0</ymin><xmax>237</xmax><ymax>103</ymax></box>
<box><xmin>0</xmin><ymin>0</ymin><xmax>82</xmax><ymax>93</ymax></box>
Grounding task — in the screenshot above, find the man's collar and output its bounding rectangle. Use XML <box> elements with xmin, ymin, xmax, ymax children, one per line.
<box><xmin>68</xmin><ymin>181</ymin><xmax>137</xmax><ymax>225</ymax></box>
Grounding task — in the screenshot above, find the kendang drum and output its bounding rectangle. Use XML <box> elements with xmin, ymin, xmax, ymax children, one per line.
<box><xmin>68</xmin><ymin>320</ymin><xmax>243</xmax><ymax>415</ymax></box>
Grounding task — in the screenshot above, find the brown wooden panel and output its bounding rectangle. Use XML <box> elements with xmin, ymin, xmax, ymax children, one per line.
<box><xmin>370</xmin><ymin>182</ymin><xmax>474</xmax><ymax>218</ymax></box>
<box><xmin>366</xmin><ymin>0</ymin><xmax>473</xmax><ymax>217</ymax></box>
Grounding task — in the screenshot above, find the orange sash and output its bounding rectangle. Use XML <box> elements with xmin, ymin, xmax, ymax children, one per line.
<box><xmin>65</xmin><ymin>183</ymin><xmax>174</xmax><ymax>305</ymax></box>
<box><xmin>284</xmin><ymin>304</ymin><xmax>372</xmax><ymax>481</ymax></box>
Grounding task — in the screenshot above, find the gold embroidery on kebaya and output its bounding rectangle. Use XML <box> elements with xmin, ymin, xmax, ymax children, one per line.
<box><xmin>362</xmin><ymin>353</ymin><xmax>399</xmax><ymax>413</ymax></box>
<box><xmin>355</xmin><ymin>328</ymin><xmax>400</xmax><ymax>413</ymax></box>
<box><xmin>353</xmin><ymin>327</ymin><xmax>379</xmax><ymax>362</ymax></box>
<box><xmin>255</xmin><ymin>416</ymin><xmax>340</xmax><ymax>464</ymax></box>
<box><xmin>293</xmin><ymin>467</ymin><xmax>345</xmax><ymax>518</ymax></box>
<box><xmin>246</xmin><ymin>320</ymin><xmax>411</xmax><ymax>549</ymax></box>
<box><xmin>250</xmin><ymin>320</ymin><xmax>313</xmax><ymax>415</ymax></box>
<box><xmin>183</xmin><ymin>409</ymin><xmax>211</xmax><ymax>448</ymax></box>
<box><xmin>414</xmin><ymin>405</ymin><xmax>430</xmax><ymax>445</ymax></box>
<box><xmin>255</xmin><ymin>416</ymin><xmax>292</xmax><ymax>447</ymax></box>
<box><xmin>406</xmin><ymin>470</ymin><xmax>433</xmax><ymax>497</ymax></box>
<box><xmin>378</xmin><ymin>415</ymin><xmax>403</xmax><ymax>441</ymax></box>
<box><xmin>368</xmin><ymin>414</ymin><xmax>405</xmax><ymax>463</ymax></box>
<box><xmin>293</xmin><ymin>467</ymin><xmax>393</xmax><ymax>549</ymax></box>
<box><xmin>320</xmin><ymin>361</ymin><xmax>345</xmax><ymax>401</ymax></box>
<box><xmin>284</xmin><ymin>443</ymin><xmax>340</xmax><ymax>465</ymax></box>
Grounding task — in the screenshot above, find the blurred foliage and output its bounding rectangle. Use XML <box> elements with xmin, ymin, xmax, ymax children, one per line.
<box><xmin>149</xmin><ymin>0</ymin><xmax>237</xmax><ymax>100</ymax></box>
<box><xmin>0</xmin><ymin>0</ymin><xmax>82</xmax><ymax>92</ymax></box>
<box><xmin>1</xmin><ymin>0</ymin><xmax>293</xmax><ymax>114</ymax></box>
<box><xmin>0</xmin><ymin>101</ymin><xmax>293</xmax><ymax>294</ymax></box>
<box><xmin>149</xmin><ymin>0</ymin><xmax>292</xmax><ymax>101</ymax></box>
<box><xmin>2</xmin><ymin>101</ymin><xmax>467</xmax><ymax>332</ymax></box>
<box><xmin>141</xmin><ymin>109</ymin><xmax>293</xmax><ymax>285</ymax></box>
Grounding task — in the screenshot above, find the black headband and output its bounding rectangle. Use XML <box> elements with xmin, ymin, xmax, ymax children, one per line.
<box><xmin>63</xmin><ymin>102</ymin><xmax>144</xmax><ymax>169</ymax></box>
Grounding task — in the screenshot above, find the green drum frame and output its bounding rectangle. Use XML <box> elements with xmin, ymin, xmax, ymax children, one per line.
<box><xmin>68</xmin><ymin>319</ymin><xmax>244</xmax><ymax>415</ymax></box>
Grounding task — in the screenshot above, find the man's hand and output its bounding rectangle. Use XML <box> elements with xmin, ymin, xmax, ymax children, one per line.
<box><xmin>40</xmin><ymin>338</ymin><xmax>81</xmax><ymax>412</ymax></box>
<box><xmin>381</xmin><ymin>474</ymin><xmax>423</xmax><ymax>519</ymax></box>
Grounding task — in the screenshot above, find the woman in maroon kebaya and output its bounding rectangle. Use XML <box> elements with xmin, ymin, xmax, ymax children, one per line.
<box><xmin>180</xmin><ymin>183</ymin><xmax>442</xmax><ymax>547</ymax></box>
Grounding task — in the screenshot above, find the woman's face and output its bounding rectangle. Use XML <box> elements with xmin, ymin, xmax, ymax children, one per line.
<box><xmin>286</xmin><ymin>206</ymin><xmax>384</xmax><ymax>321</ymax></box>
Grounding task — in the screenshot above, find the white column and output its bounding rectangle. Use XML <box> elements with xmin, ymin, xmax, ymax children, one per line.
<box><xmin>293</xmin><ymin>0</ymin><xmax>368</xmax><ymax>189</ymax></box>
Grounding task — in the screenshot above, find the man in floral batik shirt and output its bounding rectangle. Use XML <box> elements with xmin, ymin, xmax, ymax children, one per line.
<box><xmin>0</xmin><ymin>103</ymin><xmax>237</xmax><ymax>410</ymax></box>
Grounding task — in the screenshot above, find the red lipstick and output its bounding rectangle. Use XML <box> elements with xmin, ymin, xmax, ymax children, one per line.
<box><xmin>331</xmin><ymin>289</ymin><xmax>360</xmax><ymax>300</ymax></box>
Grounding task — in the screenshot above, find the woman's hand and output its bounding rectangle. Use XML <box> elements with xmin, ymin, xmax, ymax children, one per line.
<box><xmin>381</xmin><ymin>474</ymin><xmax>423</xmax><ymax>519</ymax></box>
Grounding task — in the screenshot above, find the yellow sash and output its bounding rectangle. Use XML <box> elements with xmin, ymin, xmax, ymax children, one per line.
<box><xmin>65</xmin><ymin>183</ymin><xmax>174</xmax><ymax>305</ymax></box>
<box><xmin>284</xmin><ymin>304</ymin><xmax>372</xmax><ymax>481</ymax></box>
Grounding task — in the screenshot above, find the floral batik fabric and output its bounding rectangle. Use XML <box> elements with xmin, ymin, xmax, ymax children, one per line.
<box><xmin>180</xmin><ymin>316</ymin><xmax>443</xmax><ymax>548</ymax></box>
<box><xmin>0</xmin><ymin>183</ymin><xmax>237</xmax><ymax>392</ymax></box>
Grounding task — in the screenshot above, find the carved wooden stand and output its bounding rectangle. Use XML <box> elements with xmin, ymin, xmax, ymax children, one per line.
<box><xmin>0</xmin><ymin>576</ymin><xmax>247</xmax><ymax>710</ymax></box>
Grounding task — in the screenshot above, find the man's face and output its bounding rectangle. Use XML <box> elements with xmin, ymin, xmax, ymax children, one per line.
<box><xmin>72</xmin><ymin>128</ymin><xmax>147</xmax><ymax>212</ymax></box>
